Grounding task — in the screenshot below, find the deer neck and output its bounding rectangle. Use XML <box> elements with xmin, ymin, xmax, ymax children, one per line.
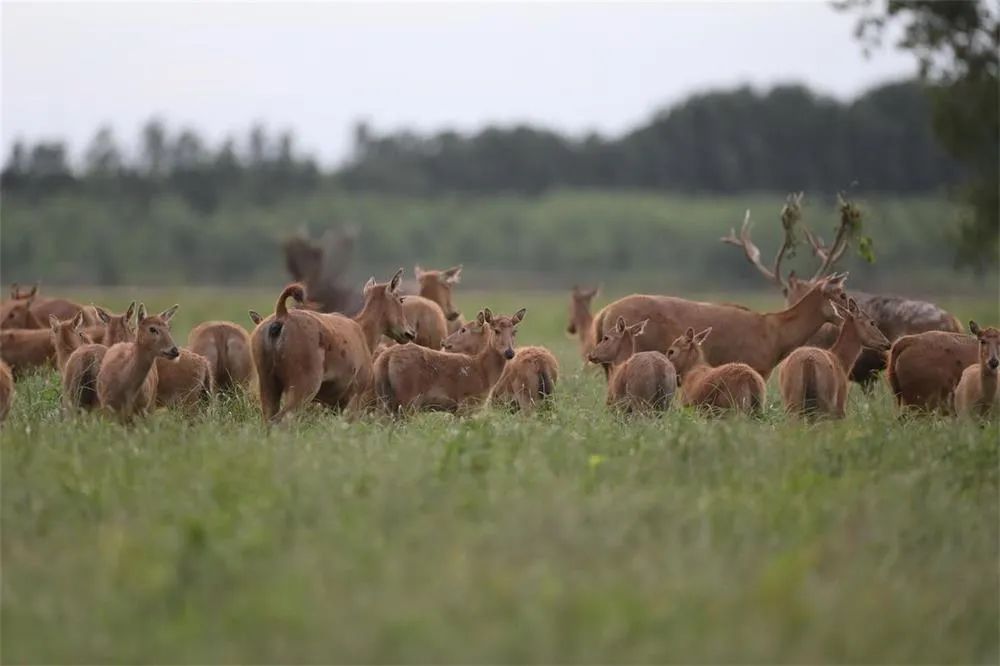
<box><xmin>352</xmin><ymin>301</ymin><xmax>383</xmax><ymax>352</ymax></box>
<box><xmin>473</xmin><ymin>344</ymin><xmax>508</xmax><ymax>391</ymax></box>
<box><xmin>54</xmin><ymin>333</ymin><xmax>77</xmax><ymax>371</ymax></box>
<box><xmin>980</xmin><ymin>364</ymin><xmax>998</xmax><ymax>404</ymax></box>
<box><xmin>829</xmin><ymin>321</ymin><xmax>863</xmax><ymax>373</ymax></box>
<box><xmin>125</xmin><ymin>343</ymin><xmax>160</xmax><ymax>395</ymax></box>
<box><xmin>678</xmin><ymin>353</ymin><xmax>712</xmax><ymax>387</ymax></box>
<box><xmin>768</xmin><ymin>289</ymin><xmax>828</xmax><ymax>358</ymax></box>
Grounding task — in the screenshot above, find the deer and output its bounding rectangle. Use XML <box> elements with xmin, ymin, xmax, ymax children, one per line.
<box><xmin>397</xmin><ymin>295</ymin><xmax>448</xmax><ymax>350</ymax></box>
<box><xmin>886</xmin><ymin>330</ymin><xmax>979</xmax><ymax>413</ymax></box>
<box><xmin>154</xmin><ymin>349</ymin><xmax>213</xmax><ymax>410</ymax></box>
<box><xmin>567</xmin><ymin>285</ymin><xmax>599</xmax><ymax>359</ymax></box>
<box><xmin>1</xmin><ymin>291</ymin><xmax>44</xmax><ymax>329</ymax></box>
<box><xmin>0</xmin><ymin>360</ymin><xmax>12</xmax><ymax>422</ymax></box>
<box><xmin>953</xmin><ymin>322</ymin><xmax>999</xmax><ymax>418</ymax></box>
<box><xmin>592</xmin><ymin>273</ymin><xmax>848</xmax><ymax>381</ymax></box>
<box><xmin>49</xmin><ymin>312</ymin><xmax>93</xmax><ymax>373</ymax></box>
<box><xmin>60</xmin><ymin>303</ymin><xmax>136</xmax><ymax>411</ymax></box>
<box><xmin>778</xmin><ymin>298</ymin><xmax>891</xmax><ymax>418</ymax></box>
<box><xmin>251</xmin><ymin>270</ymin><xmax>414</xmax><ymax>423</ymax></box>
<box><xmin>721</xmin><ymin>193</ymin><xmax>962</xmax><ymax>389</ymax></box>
<box><xmin>666</xmin><ymin>327</ymin><xmax>767</xmax><ymax>415</ymax></box>
<box><xmin>0</xmin><ymin>328</ymin><xmax>55</xmax><ymax>376</ymax></box>
<box><xmin>96</xmin><ymin>304</ymin><xmax>180</xmax><ymax>422</ymax></box>
<box><xmin>4</xmin><ymin>284</ymin><xmax>97</xmax><ymax>329</ymax></box>
<box><xmin>94</xmin><ymin>303</ymin><xmax>137</xmax><ymax>346</ymax></box>
<box><xmin>188</xmin><ymin>321</ymin><xmax>254</xmax><ymax>391</ymax></box>
<box><xmin>586</xmin><ymin>317</ymin><xmax>676</xmax><ymax>413</ymax></box>
<box><xmin>375</xmin><ymin>308</ymin><xmax>524</xmax><ymax>413</ymax></box>
<box><xmin>442</xmin><ymin>312</ymin><xmax>558</xmax><ymax>413</ymax></box>
<box><xmin>415</xmin><ymin>265</ymin><xmax>464</xmax><ymax>333</ymax></box>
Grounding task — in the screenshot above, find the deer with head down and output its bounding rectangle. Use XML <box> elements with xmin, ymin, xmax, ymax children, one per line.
<box><xmin>442</xmin><ymin>311</ymin><xmax>558</xmax><ymax>414</ymax></box>
<box><xmin>587</xmin><ymin>317</ymin><xmax>675</xmax><ymax>413</ymax></box>
<box><xmin>954</xmin><ymin>322</ymin><xmax>999</xmax><ymax>418</ymax></box>
<box><xmin>251</xmin><ymin>270</ymin><xmax>415</xmax><ymax>422</ymax></box>
<box><xmin>567</xmin><ymin>285</ymin><xmax>599</xmax><ymax>359</ymax></box>
<box><xmin>778</xmin><ymin>297</ymin><xmax>891</xmax><ymax>418</ymax></box>
<box><xmin>666</xmin><ymin>327</ymin><xmax>766</xmax><ymax>415</ymax></box>
<box><xmin>376</xmin><ymin>308</ymin><xmax>524</xmax><ymax>414</ymax></box>
<box><xmin>721</xmin><ymin>193</ymin><xmax>962</xmax><ymax>388</ymax></box>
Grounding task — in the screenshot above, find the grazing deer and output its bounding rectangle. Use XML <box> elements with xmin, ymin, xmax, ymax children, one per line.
<box><xmin>593</xmin><ymin>274</ymin><xmax>848</xmax><ymax>380</ymax></box>
<box><xmin>0</xmin><ymin>360</ymin><xmax>12</xmax><ymax>422</ymax></box>
<box><xmin>954</xmin><ymin>322</ymin><xmax>999</xmax><ymax>418</ymax></box>
<box><xmin>188</xmin><ymin>321</ymin><xmax>254</xmax><ymax>391</ymax></box>
<box><xmin>415</xmin><ymin>265</ymin><xmax>464</xmax><ymax>333</ymax></box>
<box><xmin>721</xmin><ymin>193</ymin><xmax>962</xmax><ymax>388</ymax></box>
<box><xmin>778</xmin><ymin>298</ymin><xmax>891</xmax><ymax>418</ymax></box>
<box><xmin>886</xmin><ymin>330</ymin><xmax>979</xmax><ymax>413</ymax></box>
<box><xmin>442</xmin><ymin>313</ymin><xmax>559</xmax><ymax>413</ymax></box>
<box><xmin>376</xmin><ymin>308</ymin><xmax>524</xmax><ymax>413</ymax></box>
<box><xmin>666</xmin><ymin>327</ymin><xmax>767</xmax><ymax>415</ymax></box>
<box><xmin>251</xmin><ymin>271</ymin><xmax>414</xmax><ymax>422</ymax></box>
<box><xmin>567</xmin><ymin>285</ymin><xmax>599</xmax><ymax>358</ymax></box>
<box><xmin>96</xmin><ymin>304</ymin><xmax>180</xmax><ymax>422</ymax></box>
<box><xmin>586</xmin><ymin>317</ymin><xmax>676</xmax><ymax>413</ymax></box>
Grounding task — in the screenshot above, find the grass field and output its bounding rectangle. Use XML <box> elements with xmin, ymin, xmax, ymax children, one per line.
<box><xmin>2</xmin><ymin>287</ymin><xmax>998</xmax><ymax>663</ymax></box>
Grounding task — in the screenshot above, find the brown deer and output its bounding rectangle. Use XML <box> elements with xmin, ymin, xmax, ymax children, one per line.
<box><xmin>0</xmin><ymin>292</ymin><xmax>43</xmax><ymax>329</ymax></box>
<box><xmin>251</xmin><ymin>271</ymin><xmax>414</xmax><ymax>422</ymax></box>
<box><xmin>0</xmin><ymin>328</ymin><xmax>55</xmax><ymax>376</ymax></box>
<box><xmin>442</xmin><ymin>313</ymin><xmax>558</xmax><ymax>413</ymax></box>
<box><xmin>886</xmin><ymin>330</ymin><xmax>978</xmax><ymax>413</ymax></box>
<box><xmin>778</xmin><ymin>298</ymin><xmax>891</xmax><ymax>418</ymax></box>
<box><xmin>49</xmin><ymin>312</ymin><xmax>93</xmax><ymax>373</ymax></box>
<box><xmin>666</xmin><ymin>327</ymin><xmax>767</xmax><ymax>414</ymax></box>
<box><xmin>398</xmin><ymin>295</ymin><xmax>448</xmax><ymax>350</ymax></box>
<box><xmin>4</xmin><ymin>284</ymin><xmax>97</xmax><ymax>329</ymax></box>
<box><xmin>154</xmin><ymin>350</ymin><xmax>213</xmax><ymax>409</ymax></box>
<box><xmin>721</xmin><ymin>193</ymin><xmax>962</xmax><ymax>388</ymax></box>
<box><xmin>188</xmin><ymin>321</ymin><xmax>254</xmax><ymax>391</ymax></box>
<box><xmin>94</xmin><ymin>303</ymin><xmax>137</xmax><ymax>346</ymax></box>
<box><xmin>96</xmin><ymin>304</ymin><xmax>180</xmax><ymax>422</ymax></box>
<box><xmin>593</xmin><ymin>274</ymin><xmax>848</xmax><ymax>380</ymax></box>
<box><xmin>567</xmin><ymin>285</ymin><xmax>599</xmax><ymax>358</ymax></box>
<box><xmin>954</xmin><ymin>322</ymin><xmax>999</xmax><ymax>418</ymax></box>
<box><xmin>0</xmin><ymin>359</ymin><xmax>12</xmax><ymax>422</ymax></box>
<box><xmin>587</xmin><ymin>317</ymin><xmax>676</xmax><ymax>413</ymax></box>
<box><xmin>375</xmin><ymin>308</ymin><xmax>524</xmax><ymax>413</ymax></box>
<box><xmin>58</xmin><ymin>303</ymin><xmax>135</xmax><ymax>411</ymax></box>
<box><xmin>415</xmin><ymin>265</ymin><xmax>464</xmax><ymax>333</ymax></box>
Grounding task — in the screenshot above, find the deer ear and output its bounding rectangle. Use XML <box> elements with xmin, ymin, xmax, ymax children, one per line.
<box><xmin>414</xmin><ymin>265</ymin><xmax>424</xmax><ymax>279</ymax></box>
<box><xmin>512</xmin><ymin>308</ymin><xmax>526</xmax><ymax>324</ymax></box>
<box><xmin>72</xmin><ymin>311</ymin><xmax>85</xmax><ymax>330</ymax></box>
<box><xmin>48</xmin><ymin>314</ymin><xmax>60</xmax><ymax>331</ymax></box>
<box><xmin>629</xmin><ymin>319</ymin><xmax>648</xmax><ymax>336</ymax></box>
<box><xmin>584</xmin><ymin>287</ymin><xmax>599</xmax><ymax>299</ymax></box>
<box><xmin>389</xmin><ymin>268</ymin><xmax>404</xmax><ymax>293</ymax></box>
<box><xmin>9</xmin><ymin>283</ymin><xmax>18</xmax><ymax>299</ymax></box>
<box><xmin>137</xmin><ymin>303</ymin><xmax>148</xmax><ymax>322</ymax></box>
<box><xmin>125</xmin><ymin>301</ymin><xmax>136</xmax><ymax>322</ymax></box>
<box><xmin>483</xmin><ymin>308</ymin><xmax>494</xmax><ymax>324</ymax></box>
<box><xmin>616</xmin><ymin>316</ymin><xmax>627</xmax><ymax>333</ymax></box>
<box><xmin>159</xmin><ymin>304</ymin><xmax>179</xmax><ymax>322</ymax></box>
<box><xmin>685</xmin><ymin>327</ymin><xmax>695</xmax><ymax>341</ymax></box>
<box><xmin>476</xmin><ymin>310</ymin><xmax>486</xmax><ymax>326</ymax></box>
<box><xmin>363</xmin><ymin>277</ymin><xmax>376</xmax><ymax>294</ymax></box>
<box><xmin>95</xmin><ymin>306</ymin><xmax>112</xmax><ymax>324</ymax></box>
<box><xmin>829</xmin><ymin>301</ymin><xmax>847</xmax><ymax>322</ymax></box>
<box><xmin>847</xmin><ymin>298</ymin><xmax>861</xmax><ymax>314</ymax></box>
<box><xmin>693</xmin><ymin>327</ymin><xmax>712</xmax><ymax>344</ymax></box>
<box><xmin>28</xmin><ymin>284</ymin><xmax>38</xmax><ymax>298</ymax></box>
<box><xmin>970</xmin><ymin>320</ymin><xmax>982</xmax><ymax>337</ymax></box>
<box><xmin>249</xmin><ymin>310</ymin><xmax>263</xmax><ymax>325</ymax></box>
<box><xmin>444</xmin><ymin>265</ymin><xmax>462</xmax><ymax>284</ymax></box>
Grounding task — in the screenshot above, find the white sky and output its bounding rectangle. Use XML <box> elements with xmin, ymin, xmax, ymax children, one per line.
<box><xmin>1</xmin><ymin>1</ymin><xmax>915</xmax><ymax>167</ymax></box>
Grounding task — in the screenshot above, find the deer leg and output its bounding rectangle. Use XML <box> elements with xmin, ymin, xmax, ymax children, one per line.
<box><xmin>271</xmin><ymin>368</ymin><xmax>324</xmax><ymax>424</ymax></box>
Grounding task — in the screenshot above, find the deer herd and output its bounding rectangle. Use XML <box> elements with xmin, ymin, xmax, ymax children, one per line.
<box><xmin>0</xmin><ymin>195</ymin><xmax>996</xmax><ymax>425</ymax></box>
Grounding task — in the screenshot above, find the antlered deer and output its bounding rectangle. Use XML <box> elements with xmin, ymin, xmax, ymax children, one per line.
<box><xmin>375</xmin><ymin>308</ymin><xmax>524</xmax><ymax>413</ymax></box>
<box><xmin>954</xmin><ymin>322</ymin><xmax>999</xmax><ymax>418</ymax></box>
<box><xmin>442</xmin><ymin>313</ymin><xmax>558</xmax><ymax>413</ymax></box>
<box><xmin>0</xmin><ymin>360</ymin><xmax>13</xmax><ymax>422</ymax></box>
<box><xmin>96</xmin><ymin>304</ymin><xmax>180</xmax><ymax>422</ymax></box>
<box><xmin>778</xmin><ymin>298</ymin><xmax>891</xmax><ymax>418</ymax></box>
<box><xmin>415</xmin><ymin>265</ymin><xmax>464</xmax><ymax>333</ymax></box>
<box><xmin>251</xmin><ymin>271</ymin><xmax>414</xmax><ymax>422</ymax></box>
<box><xmin>886</xmin><ymin>330</ymin><xmax>978</xmax><ymax>413</ymax></box>
<box><xmin>593</xmin><ymin>274</ymin><xmax>848</xmax><ymax>380</ymax></box>
<box><xmin>587</xmin><ymin>317</ymin><xmax>676</xmax><ymax>413</ymax></box>
<box><xmin>567</xmin><ymin>285</ymin><xmax>599</xmax><ymax>358</ymax></box>
<box><xmin>666</xmin><ymin>327</ymin><xmax>767</xmax><ymax>415</ymax></box>
<box><xmin>721</xmin><ymin>193</ymin><xmax>961</xmax><ymax>388</ymax></box>
<box><xmin>188</xmin><ymin>321</ymin><xmax>254</xmax><ymax>391</ymax></box>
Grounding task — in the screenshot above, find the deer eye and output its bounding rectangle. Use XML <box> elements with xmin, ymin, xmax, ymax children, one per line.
<box><xmin>149</xmin><ymin>327</ymin><xmax>157</xmax><ymax>334</ymax></box>
<box><xmin>460</xmin><ymin>327</ymin><xmax>466</xmax><ymax>334</ymax></box>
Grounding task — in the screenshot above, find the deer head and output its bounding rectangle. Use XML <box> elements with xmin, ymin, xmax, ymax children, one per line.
<box><xmin>442</xmin><ymin>310</ymin><xmax>487</xmax><ymax>353</ymax></box>
<box><xmin>587</xmin><ymin>316</ymin><xmax>646</xmax><ymax>365</ymax></box>
<box><xmin>831</xmin><ymin>298</ymin><xmax>891</xmax><ymax>351</ymax></box>
<box><xmin>567</xmin><ymin>285</ymin><xmax>599</xmax><ymax>335</ymax></box>
<box><xmin>95</xmin><ymin>302</ymin><xmax>137</xmax><ymax>345</ymax></box>
<box><xmin>362</xmin><ymin>269</ymin><xmax>415</xmax><ymax>343</ymax></box>
<box><xmin>482</xmin><ymin>307</ymin><xmax>524</xmax><ymax>360</ymax></box>
<box><xmin>136</xmin><ymin>303</ymin><xmax>180</xmax><ymax>360</ymax></box>
<box><xmin>0</xmin><ymin>292</ymin><xmax>37</xmax><ymax>329</ymax></box>
<box><xmin>666</xmin><ymin>327</ymin><xmax>712</xmax><ymax>378</ymax></box>
<box><xmin>970</xmin><ymin>321</ymin><xmax>1000</xmax><ymax>374</ymax></box>
<box><xmin>415</xmin><ymin>264</ymin><xmax>462</xmax><ymax>321</ymax></box>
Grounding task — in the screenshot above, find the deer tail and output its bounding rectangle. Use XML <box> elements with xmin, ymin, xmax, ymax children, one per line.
<box><xmin>801</xmin><ymin>357</ymin><xmax>818</xmax><ymax>414</ymax></box>
<box><xmin>374</xmin><ymin>352</ymin><xmax>395</xmax><ymax>412</ymax></box>
<box><xmin>886</xmin><ymin>339</ymin><xmax>906</xmax><ymax>404</ymax></box>
<box><xmin>537</xmin><ymin>368</ymin><xmax>554</xmax><ymax>401</ymax></box>
<box><xmin>270</xmin><ymin>283</ymin><xmax>305</xmax><ymax>338</ymax></box>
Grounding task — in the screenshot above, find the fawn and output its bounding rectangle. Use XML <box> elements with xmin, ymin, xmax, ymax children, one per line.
<box><xmin>778</xmin><ymin>298</ymin><xmax>891</xmax><ymax>418</ymax></box>
<box><xmin>376</xmin><ymin>308</ymin><xmax>524</xmax><ymax>413</ymax></box>
<box><xmin>188</xmin><ymin>321</ymin><xmax>254</xmax><ymax>391</ymax></box>
<box><xmin>567</xmin><ymin>285</ymin><xmax>599</xmax><ymax>359</ymax></box>
<box><xmin>666</xmin><ymin>327</ymin><xmax>766</xmax><ymax>415</ymax></box>
<box><xmin>954</xmin><ymin>321</ymin><xmax>1000</xmax><ymax>418</ymax></box>
<box><xmin>49</xmin><ymin>312</ymin><xmax>93</xmax><ymax>373</ymax></box>
<box><xmin>887</xmin><ymin>330</ymin><xmax>979</xmax><ymax>413</ymax></box>
<box><xmin>442</xmin><ymin>312</ymin><xmax>558</xmax><ymax>413</ymax></box>
<box><xmin>96</xmin><ymin>304</ymin><xmax>179</xmax><ymax>422</ymax></box>
<box><xmin>587</xmin><ymin>316</ymin><xmax>676</xmax><ymax>413</ymax></box>
<box><xmin>415</xmin><ymin>264</ymin><xmax>464</xmax><ymax>333</ymax></box>
<box><xmin>60</xmin><ymin>303</ymin><xmax>136</xmax><ymax>411</ymax></box>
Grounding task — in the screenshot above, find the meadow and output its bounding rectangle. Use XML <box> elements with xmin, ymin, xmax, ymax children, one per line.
<box><xmin>2</xmin><ymin>287</ymin><xmax>998</xmax><ymax>663</ymax></box>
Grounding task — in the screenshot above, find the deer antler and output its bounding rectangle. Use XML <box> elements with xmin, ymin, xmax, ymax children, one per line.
<box><xmin>806</xmin><ymin>193</ymin><xmax>859</xmax><ymax>279</ymax></box>
<box><xmin>721</xmin><ymin>194</ymin><xmax>800</xmax><ymax>289</ymax></box>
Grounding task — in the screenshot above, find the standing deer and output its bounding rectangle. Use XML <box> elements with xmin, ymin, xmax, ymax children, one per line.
<box><xmin>886</xmin><ymin>330</ymin><xmax>979</xmax><ymax>413</ymax></box>
<box><xmin>721</xmin><ymin>193</ymin><xmax>962</xmax><ymax>388</ymax></box>
<box><xmin>400</xmin><ymin>296</ymin><xmax>449</xmax><ymax>350</ymax></box>
<box><xmin>0</xmin><ymin>360</ymin><xmax>13</xmax><ymax>422</ymax></box>
<box><xmin>49</xmin><ymin>312</ymin><xmax>93</xmax><ymax>372</ymax></box>
<box><xmin>415</xmin><ymin>265</ymin><xmax>464</xmax><ymax>333</ymax></box>
<box><xmin>778</xmin><ymin>298</ymin><xmax>891</xmax><ymax>418</ymax></box>
<box><xmin>375</xmin><ymin>308</ymin><xmax>524</xmax><ymax>413</ymax></box>
<box><xmin>61</xmin><ymin>302</ymin><xmax>136</xmax><ymax>411</ymax></box>
<box><xmin>587</xmin><ymin>317</ymin><xmax>676</xmax><ymax>413</ymax></box>
<box><xmin>567</xmin><ymin>285</ymin><xmax>599</xmax><ymax>359</ymax></box>
<box><xmin>1</xmin><ymin>291</ymin><xmax>43</xmax><ymax>329</ymax></box>
<box><xmin>442</xmin><ymin>313</ymin><xmax>559</xmax><ymax>413</ymax></box>
<box><xmin>592</xmin><ymin>274</ymin><xmax>848</xmax><ymax>380</ymax></box>
<box><xmin>3</xmin><ymin>284</ymin><xmax>97</xmax><ymax>329</ymax></box>
<box><xmin>96</xmin><ymin>304</ymin><xmax>180</xmax><ymax>422</ymax></box>
<box><xmin>251</xmin><ymin>271</ymin><xmax>414</xmax><ymax>423</ymax></box>
<box><xmin>188</xmin><ymin>321</ymin><xmax>254</xmax><ymax>391</ymax></box>
<box><xmin>666</xmin><ymin>327</ymin><xmax>767</xmax><ymax>415</ymax></box>
<box><xmin>954</xmin><ymin>322</ymin><xmax>999</xmax><ymax>418</ymax></box>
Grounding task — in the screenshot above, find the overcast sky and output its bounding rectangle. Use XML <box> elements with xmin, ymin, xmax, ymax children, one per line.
<box><xmin>1</xmin><ymin>1</ymin><xmax>915</xmax><ymax>167</ymax></box>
